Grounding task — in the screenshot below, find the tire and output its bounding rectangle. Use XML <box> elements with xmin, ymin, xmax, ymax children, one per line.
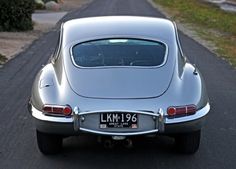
<box><xmin>36</xmin><ymin>130</ymin><xmax>63</xmax><ymax>155</ymax></box>
<box><xmin>174</xmin><ymin>130</ymin><xmax>201</xmax><ymax>154</ymax></box>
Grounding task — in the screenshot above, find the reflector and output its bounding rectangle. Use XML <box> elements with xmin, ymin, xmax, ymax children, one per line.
<box><xmin>63</xmin><ymin>106</ymin><xmax>72</xmax><ymax>116</ymax></box>
<box><xmin>167</xmin><ymin>107</ymin><xmax>176</xmax><ymax>116</ymax></box>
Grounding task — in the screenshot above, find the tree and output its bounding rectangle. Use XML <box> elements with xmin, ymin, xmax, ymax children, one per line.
<box><xmin>0</xmin><ymin>0</ymin><xmax>34</xmax><ymax>31</ymax></box>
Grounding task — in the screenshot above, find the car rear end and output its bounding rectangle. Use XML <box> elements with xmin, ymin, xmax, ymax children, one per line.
<box><xmin>29</xmin><ymin>17</ymin><xmax>210</xmax><ymax>154</ymax></box>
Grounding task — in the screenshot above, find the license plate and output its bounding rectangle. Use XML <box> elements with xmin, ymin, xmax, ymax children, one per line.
<box><xmin>100</xmin><ymin>113</ymin><xmax>138</xmax><ymax>128</ymax></box>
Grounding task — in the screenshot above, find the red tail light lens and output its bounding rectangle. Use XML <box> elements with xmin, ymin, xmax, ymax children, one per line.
<box><xmin>167</xmin><ymin>107</ymin><xmax>176</xmax><ymax>116</ymax></box>
<box><xmin>43</xmin><ymin>105</ymin><xmax>72</xmax><ymax>116</ymax></box>
<box><xmin>167</xmin><ymin>105</ymin><xmax>196</xmax><ymax>117</ymax></box>
<box><xmin>52</xmin><ymin>107</ymin><xmax>64</xmax><ymax>113</ymax></box>
<box><xmin>187</xmin><ymin>106</ymin><xmax>197</xmax><ymax>114</ymax></box>
<box><xmin>63</xmin><ymin>106</ymin><xmax>72</xmax><ymax>116</ymax></box>
<box><xmin>42</xmin><ymin>106</ymin><xmax>52</xmax><ymax>112</ymax></box>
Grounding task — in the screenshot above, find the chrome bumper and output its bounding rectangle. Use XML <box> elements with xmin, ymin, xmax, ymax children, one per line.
<box><xmin>72</xmin><ymin>107</ymin><xmax>165</xmax><ymax>136</ymax></box>
<box><xmin>31</xmin><ymin>103</ymin><xmax>210</xmax><ymax>136</ymax></box>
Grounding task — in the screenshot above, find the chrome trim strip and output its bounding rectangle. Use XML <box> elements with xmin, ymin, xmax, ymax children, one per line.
<box><xmin>80</xmin><ymin>128</ymin><xmax>159</xmax><ymax>136</ymax></box>
<box><xmin>69</xmin><ymin>37</ymin><xmax>169</xmax><ymax>69</ymax></box>
<box><xmin>78</xmin><ymin>110</ymin><xmax>160</xmax><ymax>117</ymax></box>
<box><xmin>165</xmin><ymin>103</ymin><xmax>210</xmax><ymax>124</ymax></box>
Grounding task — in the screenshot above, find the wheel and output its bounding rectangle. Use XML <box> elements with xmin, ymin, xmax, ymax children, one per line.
<box><xmin>36</xmin><ymin>130</ymin><xmax>63</xmax><ymax>155</ymax></box>
<box><xmin>174</xmin><ymin>130</ymin><xmax>201</xmax><ymax>154</ymax></box>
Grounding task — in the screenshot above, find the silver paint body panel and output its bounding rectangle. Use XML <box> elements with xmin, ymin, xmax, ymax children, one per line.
<box><xmin>30</xmin><ymin>16</ymin><xmax>210</xmax><ymax>136</ymax></box>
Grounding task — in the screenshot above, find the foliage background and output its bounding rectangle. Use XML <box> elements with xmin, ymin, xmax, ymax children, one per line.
<box><xmin>0</xmin><ymin>0</ymin><xmax>34</xmax><ymax>31</ymax></box>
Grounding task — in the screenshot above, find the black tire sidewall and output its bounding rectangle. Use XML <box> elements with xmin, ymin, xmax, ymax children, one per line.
<box><xmin>175</xmin><ymin>130</ymin><xmax>201</xmax><ymax>154</ymax></box>
<box><xmin>36</xmin><ymin>130</ymin><xmax>63</xmax><ymax>155</ymax></box>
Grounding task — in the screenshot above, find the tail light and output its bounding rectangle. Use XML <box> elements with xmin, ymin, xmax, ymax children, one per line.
<box><xmin>43</xmin><ymin>105</ymin><xmax>72</xmax><ymax>116</ymax></box>
<box><xmin>167</xmin><ymin>105</ymin><xmax>196</xmax><ymax>117</ymax></box>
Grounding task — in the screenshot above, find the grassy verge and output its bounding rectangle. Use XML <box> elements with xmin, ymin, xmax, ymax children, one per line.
<box><xmin>154</xmin><ymin>0</ymin><xmax>236</xmax><ymax>67</ymax></box>
<box><xmin>0</xmin><ymin>53</ymin><xmax>7</xmax><ymax>65</ymax></box>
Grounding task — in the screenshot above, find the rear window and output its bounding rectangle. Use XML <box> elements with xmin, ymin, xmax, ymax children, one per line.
<box><xmin>72</xmin><ymin>38</ymin><xmax>167</xmax><ymax>67</ymax></box>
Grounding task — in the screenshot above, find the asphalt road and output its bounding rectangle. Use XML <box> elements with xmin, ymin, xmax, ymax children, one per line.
<box><xmin>0</xmin><ymin>0</ymin><xmax>236</xmax><ymax>169</ymax></box>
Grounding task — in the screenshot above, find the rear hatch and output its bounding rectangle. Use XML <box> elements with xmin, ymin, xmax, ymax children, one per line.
<box><xmin>64</xmin><ymin>38</ymin><xmax>175</xmax><ymax>99</ymax></box>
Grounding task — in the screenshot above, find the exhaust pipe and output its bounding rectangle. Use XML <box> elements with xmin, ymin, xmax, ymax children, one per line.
<box><xmin>123</xmin><ymin>138</ymin><xmax>133</xmax><ymax>148</ymax></box>
<box><xmin>103</xmin><ymin>139</ymin><xmax>114</xmax><ymax>149</ymax></box>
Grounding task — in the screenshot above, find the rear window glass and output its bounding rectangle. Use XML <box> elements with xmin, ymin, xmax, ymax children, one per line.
<box><xmin>72</xmin><ymin>39</ymin><xmax>167</xmax><ymax>67</ymax></box>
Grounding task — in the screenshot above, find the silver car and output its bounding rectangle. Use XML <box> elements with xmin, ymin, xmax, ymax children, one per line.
<box><xmin>29</xmin><ymin>16</ymin><xmax>210</xmax><ymax>154</ymax></box>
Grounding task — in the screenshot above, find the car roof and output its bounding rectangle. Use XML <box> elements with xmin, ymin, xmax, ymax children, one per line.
<box><xmin>62</xmin><ymin>16</ymin><xmax>176</xmax><ymax>48</ymax></box>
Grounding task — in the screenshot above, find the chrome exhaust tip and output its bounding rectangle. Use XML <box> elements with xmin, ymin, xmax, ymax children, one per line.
<box><xmin>103</xmin><ymin>139</ymin><xmax>114</xmax><ymax>149</ymax></box>
<box><xmin>123</xmin><ymin>138</ymin><xmax>133</xmax><ymax>148</ymax></box>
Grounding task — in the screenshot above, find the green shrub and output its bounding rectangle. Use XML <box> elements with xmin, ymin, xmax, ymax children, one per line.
<box><xmin>0</xmin><ymin>0</ymin><xmax>34</xmax><ymax>31</ymax></box>
<box><xmin>35</xmin><ymin>0</ymin><xmax>45</xmax><ymax>10</ymax></box>
<box><xmin>0</xmin><ymin>53</ymin><xmax>7</xmax><ymax>64</ymax></box>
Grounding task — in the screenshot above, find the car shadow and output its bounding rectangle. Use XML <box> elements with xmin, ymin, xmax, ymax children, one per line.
<box><xmin>37</xmin><ymin>135</ymin><xmax>198</xmax><ymax>169</ymax></box>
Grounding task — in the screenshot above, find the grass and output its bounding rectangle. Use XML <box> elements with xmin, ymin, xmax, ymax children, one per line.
<box><xmin>0</xmin><ymin>53</ymin><xmax>7</xmax><ymax>64</ymax></box>
<box><xmin>154</xmin><ymin>0</ymin><xmax>236</xmax><ymax>67</ymax></box>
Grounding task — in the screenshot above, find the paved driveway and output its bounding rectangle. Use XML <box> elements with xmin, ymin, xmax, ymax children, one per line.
<box><xmin>0</xmin><ymin>0</ymin><xmax>236</xmax><ymax>169</ymax></box>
